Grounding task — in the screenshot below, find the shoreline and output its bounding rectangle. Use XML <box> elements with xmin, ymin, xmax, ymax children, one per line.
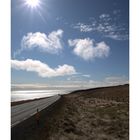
<box><xmin>11</xmin><ymin>96</ymin><xmax>50</xmax><ymax>106</ymax></box>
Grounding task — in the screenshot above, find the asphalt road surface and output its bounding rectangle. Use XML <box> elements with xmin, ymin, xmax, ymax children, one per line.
<box><xmin>11</xmin><ymin>95</ymin><xmax>61</xmax><ymax>127</ymax></box>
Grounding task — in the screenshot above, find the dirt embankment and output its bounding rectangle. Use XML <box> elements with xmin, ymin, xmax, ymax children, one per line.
<box><xmin>11</xmin><ymin>84</ymin><xmax>129</xmax><ymax>140</ymax></box>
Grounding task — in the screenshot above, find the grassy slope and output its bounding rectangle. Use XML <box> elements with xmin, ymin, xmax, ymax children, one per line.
<box><xmin>44</xmin><ymin>84</ymin><xmax>129</xmax><ymax>140</ymax></box>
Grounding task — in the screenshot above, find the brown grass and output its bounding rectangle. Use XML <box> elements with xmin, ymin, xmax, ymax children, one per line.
<box><xmin>43</xmin><ymin>84</ymin><xmax>129</xmax><ymax>140</ymax></box>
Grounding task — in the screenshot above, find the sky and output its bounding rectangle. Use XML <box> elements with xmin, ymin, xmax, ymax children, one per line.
<box><xmin>11</xmin><ymin>0</ymin><xmax>129</xmax><ymax>87</ymax></box>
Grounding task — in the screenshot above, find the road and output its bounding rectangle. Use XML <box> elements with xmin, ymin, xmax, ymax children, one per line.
<box><xmin>11</xmin><ymin>95</ymin><xmax>61</xmax><ymax>127</ymax></box>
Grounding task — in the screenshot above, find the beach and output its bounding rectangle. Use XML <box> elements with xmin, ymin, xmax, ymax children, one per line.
<box><xmin>11</xmin><ymin>84</ymin><xmax>129</xmax><ymax>140</ymax></box>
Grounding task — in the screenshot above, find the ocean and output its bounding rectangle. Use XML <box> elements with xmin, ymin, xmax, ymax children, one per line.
<box><xmin>11</xmin><ymin>87</ymin><xmax>81</xmax><ymax>102</ymax></box>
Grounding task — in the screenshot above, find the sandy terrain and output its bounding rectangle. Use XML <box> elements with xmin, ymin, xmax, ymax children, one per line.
<box><xmin>11</xmin><ymin>84</ymin><xmax>129</xmax><ymax>140</ymax></box>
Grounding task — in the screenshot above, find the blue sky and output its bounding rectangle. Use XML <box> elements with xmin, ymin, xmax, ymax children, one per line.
<box><xmin>11</xmin><ymin>0</ymin><xmax>129</xmax><ymax>87</ymax></box>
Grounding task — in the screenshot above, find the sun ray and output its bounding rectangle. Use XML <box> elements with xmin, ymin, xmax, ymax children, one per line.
<box><xmin>25</xmin><ymin>0</ymin><xmax>40</xmax><ymax>8</ymax></box>
<box><xmin>23</xmin><ymin>0</ymin><xmax>47</xmax><ymax>23</ymax></box>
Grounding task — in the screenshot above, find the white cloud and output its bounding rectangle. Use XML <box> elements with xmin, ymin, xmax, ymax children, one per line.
<box><xmin>105</xmin><ymin>33</ymin><xmax>129</xmax><ymax>41</ymax></box>
<box><xmin>72</xmin><ymin>12</ymin><xmax>128</xmax><ymax>41</ymax></box>
<box><xmin>104</xmin><ymin>76</ymin><xmax>129</xmax><ymax>85</ymax></box>
<box><xmin>68</xmin><ymin>38</ymin><xmax>110</xmax><ymax>61</ymax></box>
<box><xmin>68</xmin><ymin>76</ymin><xmax>128</xmax><ymax>88</ymax></box>
<box><xmin>11</xmin><ymin>59</ymin><xmax>77</xmax><ymax>78</ymax></box>
<box><xmin>82</xmin><ymin>74</ymin><xmax>90</xmax><ymax>78</ymax></box>
<box><xmin>20</xmin><ymin>29</ymin><xmax>64</xmax><ymax>54</ymax></box>
<box><xmin>73</xmin><ymin>23</ymin><xmax>93</xmax><ymax>32</ymax></box>
<box><xmin>87</xmin><ymin>76</ymin><xmax>128</xmax><ymax>88</ymax></box>
<box><xmin>67</xmin><ymin>76</ymin><xmax>128</xmax><ymax>88</ymax></box>
<box><xmin>99</xmin><ymin>14</ymin><xmax>111</xmax><ymax>20</ymax></box>
<box><xmin>12</xmin><ymin>75</ymin><xmax>129</xmax><ymax>89</ymax></box>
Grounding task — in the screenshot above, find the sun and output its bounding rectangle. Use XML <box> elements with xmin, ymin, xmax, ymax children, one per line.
<box><xmin>25</xmin><ymin>0</ymin><xmax>40</xmax><ymax>8</ymax></box>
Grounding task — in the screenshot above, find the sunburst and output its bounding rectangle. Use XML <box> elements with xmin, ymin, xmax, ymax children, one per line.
<box><xmin>25</xmin><ymin>0</ymin><xmax>40</xmax><ymax>8</ymax></box>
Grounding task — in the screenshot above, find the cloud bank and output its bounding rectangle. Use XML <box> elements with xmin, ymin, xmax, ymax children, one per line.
<box><xmin>11</xmin><ymin>59</ymin><xmax>77</xmax><ymax>77</ymax></box>
<box><xmin>64</xmin><ymin>76</ymin><xmax>128</xmax><ymax>88</ymax></box>
<box><xmin>104</xmin><ymin>76</ymin><xmax>129</xmax><ymax>85</ymax></box>
<box><xmin>68</xmin><ymin>38</ymin><xmax>110</xmax><ymax>61</ymax></box>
